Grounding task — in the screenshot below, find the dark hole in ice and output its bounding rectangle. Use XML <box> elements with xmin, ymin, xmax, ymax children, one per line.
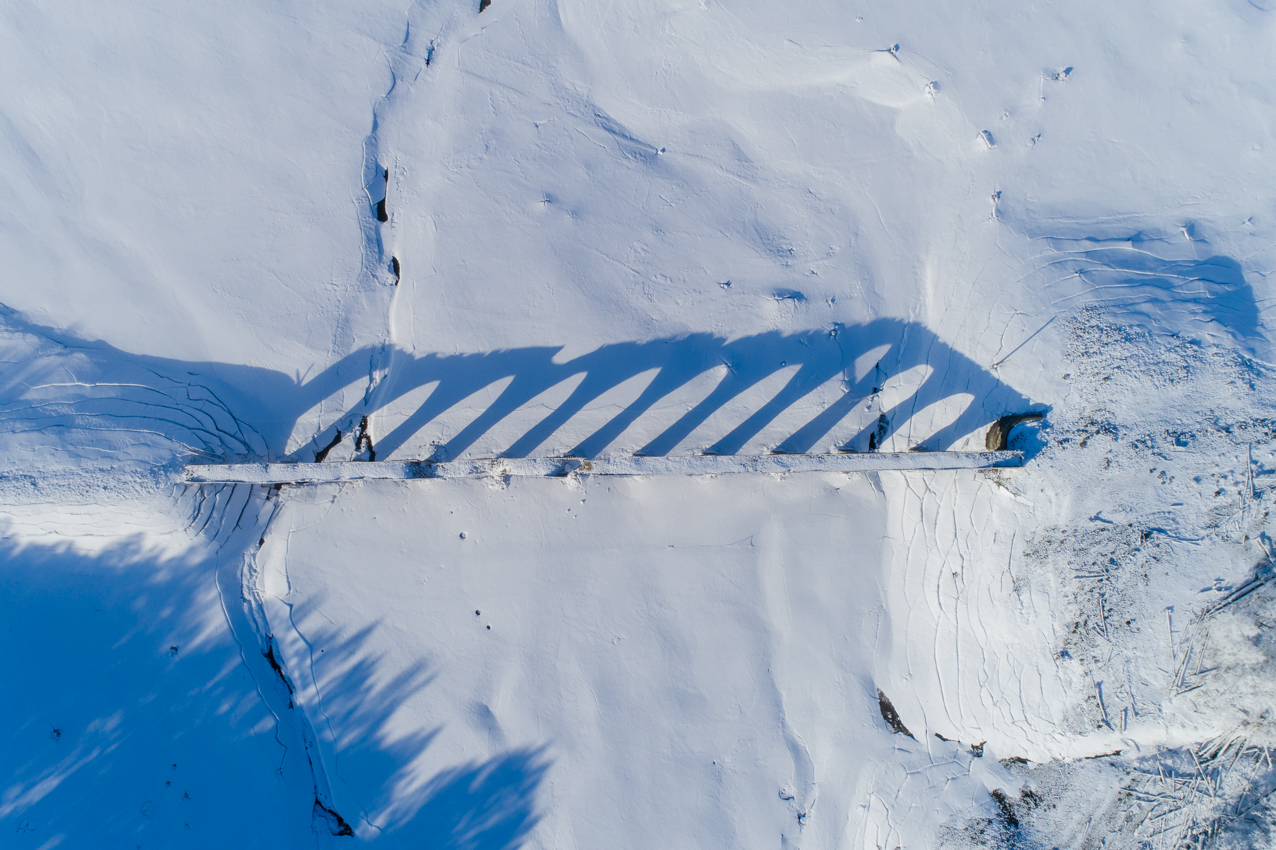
<box><xmin>263</xmin><ymin>644</ymin><xmax>294</xmax><ymax>695</ymax></box>
<box><xmin>375</xmin><ymin>168</ymin><xmax>389</xmax><ymax>221</ymax></box>
<box><xmin>314</xmin><ymin>799</ymin><xmax>354</xmax><ymax>837</ymax></box>
<box><xmin>314</xmin><ymin>429</ymin><xmax>343</xmax><ymax>462</ymax></box>
<box><xmin>354</xmin><ymin>416</ymin><xmax>377</xmax><ymax>461</ymax></box>
<box><xmin>867</xmin><ymin>413</ymin><xmax>889</xmax><ymax>452</ymax></box>
<box><xmin>877</xmin><ymin>688</ymin><xmax>914</xmax><ymax>738</ymax></box>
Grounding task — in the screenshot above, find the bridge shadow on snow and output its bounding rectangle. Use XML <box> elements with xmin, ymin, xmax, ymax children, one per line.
<box><xmin>354</xmin><ymin>320</ymin><xmax>1035</xmax><ymax>462</ymax></box>
<box><xmin>0</xmin><ymin>307</ymin><xmax>1037</xmax><ymax>464</ymax></box>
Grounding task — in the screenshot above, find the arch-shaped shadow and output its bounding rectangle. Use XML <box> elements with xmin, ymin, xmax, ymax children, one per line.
<box><xmin>304</xmin><ymin>319</ymin><xmax>1036</xmax><ymax>463</ymax></box>
<box><xmin>0</xmin><ymin>307</ymin><xmax>1036</xmax><ymax>466</ymax></box>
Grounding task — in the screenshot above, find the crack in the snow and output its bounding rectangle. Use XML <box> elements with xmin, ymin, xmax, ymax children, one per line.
<box><xmin>208</xmin><ymin>485</ymin><xmax>356</xmax><ymax>838</ymax></box>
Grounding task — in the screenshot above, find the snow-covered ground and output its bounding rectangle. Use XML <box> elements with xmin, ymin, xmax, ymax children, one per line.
<box><xmin>4</xmin><ymin>1</ymin><xmax>1276</xmax><ymax>847</ymax></box>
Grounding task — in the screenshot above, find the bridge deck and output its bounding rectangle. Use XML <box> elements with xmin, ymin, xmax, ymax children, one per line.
<box><xmin>184</xmin><ymin>451</ymin><xmax>1023</xmax><ymax>484</ymax></box>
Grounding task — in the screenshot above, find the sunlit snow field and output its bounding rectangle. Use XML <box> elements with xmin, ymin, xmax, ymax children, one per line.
<box><xmin>4</xmin><ymin>1</ymin><xmax>1276</xmax><ymax>848</ymax></box>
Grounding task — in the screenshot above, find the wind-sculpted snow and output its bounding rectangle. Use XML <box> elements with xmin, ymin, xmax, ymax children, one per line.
<box><xmin>1023</xmin><ymin>230</ymin><xmax>1262</xmax><ymax>345</ymax></box>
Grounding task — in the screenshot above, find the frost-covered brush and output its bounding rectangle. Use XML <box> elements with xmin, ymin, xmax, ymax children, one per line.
<box><xmin>1125</xmin><ymin>733</ymin><xmax>1276</xmax><ymax>849</ymax></box>
<box><xmin>183</xmin><ymin>449</ymin><xmax>1025</xmax><ymax>484</ymax></box>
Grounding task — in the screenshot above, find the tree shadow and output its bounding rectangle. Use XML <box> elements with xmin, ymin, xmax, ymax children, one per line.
<box><xmin>381</xmin><ymin>748</ymin><xmax>550</xmax><ymax>850</ymax></box>
<box><xmin>261</xmin><ymin>575</ymin><xmax>552</xmax><ymax>846</ymax></box>
<box><xmin>0</xmin><ymin>512</ymin><xmax>310</xmax><ymax>846</ymax></box>
<box><xmin>0</xmin><ymin>488</ymin><xmax>551</xmax><ymax>848</ymax></box>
